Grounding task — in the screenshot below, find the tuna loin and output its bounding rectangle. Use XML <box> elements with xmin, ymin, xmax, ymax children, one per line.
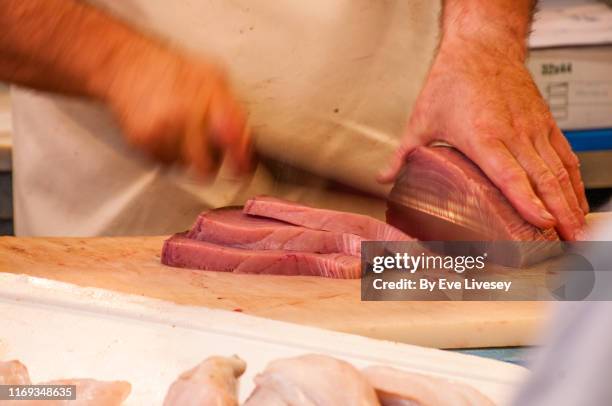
<box><xmin>387</xmin><ymin>146</ymin><xmax>559</xmax><ymax>242</ymax></box>
<box><xmin>187</xmin><ymin>208</ymin><xmax>362</xmax><ymax>256</ymax></box>
<box><xmin>387</xmin><ymin>146</ymin><xmax>561</xmax><ymax>266</ymax></box>
<box><xmin>162</xmin><ymin>233</ymin><xmax>361</xmax><ymax>279</ymax></box>
<box><xmin>244</xmin><ymin>196</ymin><xmax>413</xmax><ymax>241</ymax></box>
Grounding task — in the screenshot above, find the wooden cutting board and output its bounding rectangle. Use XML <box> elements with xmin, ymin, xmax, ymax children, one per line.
<box><xmin>0</xmin><ymin>235</ymin><xmax>555</xmax><ymax>349</ymax></box>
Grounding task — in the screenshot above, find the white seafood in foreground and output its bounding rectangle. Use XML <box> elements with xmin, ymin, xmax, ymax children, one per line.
<box><xmin>241</xmin><ymin>386</ymin><xmax>288</xmax><ymax>405</ymax></box>
<box><xmin>363</xmin><ymin>366</ymin><xmax>494</xmax><ymax>406</ymax></box>
<box><xmin>163</xmin><ymin>355</ymin><xmax>246</xmax><ymax>406</ymax></box>
<box><xmin>0</xmin><ymin>360</ymin><xmax>31</xmax><ymax>385</ymax></box>
<box><xmin>244</xmin><ymin>354</ymin><xmax>380</xmax><ymax>406</ymax></box>
<box><xmin>44</xmin><ymin>379</ymin><xmax>131</xmax><ymax>406</ymax></box>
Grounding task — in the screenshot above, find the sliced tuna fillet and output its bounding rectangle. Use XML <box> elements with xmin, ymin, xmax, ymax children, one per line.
<box><xmin>163</xmin><ymin>356</ymin><xmax>246</xmax><ymax>406</ymax></box>
<box><xmin>387</xmin><ymin>146</ymin><xmax>559</xmax><ymax>242</ymax></box>
<box><xmin>187</xmin><ymin>208</ymin><xmax>362</xmax><ymax>256</ymax></box>
<box><xmin>363</xmin><ymin>366</ymin><xmax>494</xmax><ymax>406</ymax></box>
<box><xmin>162</xmin><ymin>233</ymin><xmax>361</xmax><ymax>279</ymax></box>
<box><xmin>244</xmin><ymin>196</ymin><xmax>412</xmax><ymax>241</ymax></box>
<box><xmin>0</xmin><ymin>360</ymin><xmax>31</xmax><ymax>385</ymax></box>
<box><xmin>243</xmin><ymin>354</ymin><xmax>380</xmax><ymax>406</ymax></box>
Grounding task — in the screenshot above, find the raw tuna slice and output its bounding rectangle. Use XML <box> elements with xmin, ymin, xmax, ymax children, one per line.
<box><xmin>387</xmin><ymin>146</ymin><xmax>559</xmax><ymax>242</ymax></box>
<box><xmin>162</xmin><ymin>233</ymin><xmax>361</xmax><ymax>279</ymax></box>
<box><xmin>243</xmin><ymin>196</ymin><xmax>413</xmax><ymax>241</ymax></box>
<box><xmin>187</xmin><ymin>208</ymin><xmax>362</xmax><ymax>256</ymax></box>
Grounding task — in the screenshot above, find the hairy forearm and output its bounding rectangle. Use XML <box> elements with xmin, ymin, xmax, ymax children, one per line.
<box><xmin>0</xmin><ymin>0</ymin><xmax>165</xmax><ymax>99</ymax></box>
<box><xmin>0</xmin><ymin>50</ymin><xmax>86</xmax><ymax>95</ymax></box>
<box><xmin>441</xmin><ymin>0</ymin><xmax>536</xmax><ymax>61</ymax></box>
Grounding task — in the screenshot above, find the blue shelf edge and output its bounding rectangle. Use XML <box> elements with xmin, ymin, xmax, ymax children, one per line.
<box><xmin>563</xmin><ymin>128</ymin><xmax>612</xmax><ymax>152</ymax></box>
<box><xmin>452</xmin><ymin>347</ymin><xmax>532</xmax><ymax>367</ymax></box>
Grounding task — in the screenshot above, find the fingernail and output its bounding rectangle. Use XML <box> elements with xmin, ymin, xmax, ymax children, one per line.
<box><xmin>532</xmin><ymin>197</ymin><xmax>555</xmax><ymax>223</ymax></box>
<box><xmin>581</xmin><ymin>201</ymin><xmax>590</xmax><ymax>215</ymax></box>
<box><xmin>540</xmin><ymin>210</ymin><xmax>555</xmax><ymax>222</ymax></box>
<box><xmin>575</xmin><ymin>228</ymin><xmax>588</xmax><ymax>241</ymax></box>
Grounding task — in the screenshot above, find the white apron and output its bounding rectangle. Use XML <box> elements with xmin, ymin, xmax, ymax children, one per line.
<box><xmin>11</xmin><ymin>0</ymin><xmax>439</xmax><ymax>236</ymax></box>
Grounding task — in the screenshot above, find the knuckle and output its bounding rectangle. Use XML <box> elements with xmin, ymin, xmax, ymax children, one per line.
<box><xmin>555</xmin><ymin>168</ymin><xmax>571</xmax><ymax>185</ymax></box>
<box><xmin>511</xmin><ymin>119</ymin><xmax>531</xmax><ymax>137</ymax></box>
<box><xmin>520</xmin><ymin>132</ymin><xmax>535</xmax><ymax>145</ymax></box>
<box><xmin>545</xmin><ymin>115</ymin><xmax>557</xmax><ymax>129</ymax></box>
<box><xmin>566</xmin><ymin>152</ymin><xmax>580</xmax><ymax>169</ymax></box>
<box><xmin>512</xmin><ymin>128</ymin><xmax>531</xmax><ymax>143</ymax></box>
<box><xmin>478</xmin><ymin>135</ymin><xmax>503</xmax><ymax>150</ymax></box>
<box><xmin>538</xmin><ymin>171</ymin><xmax>559</xmax><ymax>191</ymax></box>
<box><xmin>528</xmin><ymin>124</ymin><xmax>548</xmax><ymax>141</ymax></box>
<box><xmin>534</xmin><ymin>106</ymin><xmax>553</xmax><ymax>122</ymax></box>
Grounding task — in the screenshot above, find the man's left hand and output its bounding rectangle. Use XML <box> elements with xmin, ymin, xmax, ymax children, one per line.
<box><xmin>379</xmin><ymin>35</ymin><xmax>588</xmax><ymax>241</ymax></box>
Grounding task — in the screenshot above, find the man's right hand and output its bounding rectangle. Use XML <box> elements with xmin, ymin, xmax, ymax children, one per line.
<box><xmin>101</xmin><ymin>46</ymin><xmax>252</xmax><ymax>178</ymax></box>
<box><xmin>1</xmin><ymin>0</ymin><xmax>252</xmax><ymax>178</ymax></box>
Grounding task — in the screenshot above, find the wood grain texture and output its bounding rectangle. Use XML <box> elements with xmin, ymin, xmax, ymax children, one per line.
<box><xmin>0</xmin><ymin>235</ymin><xmax>552</xmax><ymax>349</ymax></box>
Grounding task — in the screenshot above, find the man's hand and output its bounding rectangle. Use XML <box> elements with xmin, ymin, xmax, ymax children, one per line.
<box><xmin>0</xmin><ymin>0</ymin><xmax>252</xmax><ymax>178</ymax></box>
<box><xmin>102</xmin><ymin>47</ymin><xmax>251</xmax><ymax>177</ymax></box>
<box><xmin>379</xmin><ymin>0</ymin><xmax>588</xmax><ymax>240</ymax></box>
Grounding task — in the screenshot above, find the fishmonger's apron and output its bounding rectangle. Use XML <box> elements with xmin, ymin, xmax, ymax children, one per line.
<box><xmin>12</xmin><ymin>0</ymin><xmax>439</xmax><ymax>236</ymax></box>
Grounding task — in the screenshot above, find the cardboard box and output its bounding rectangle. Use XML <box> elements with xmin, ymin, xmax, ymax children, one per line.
<box><xmin>527</xmin><ymin>46</ymin><xmax>612</xmax><ymax>130</ymax></box>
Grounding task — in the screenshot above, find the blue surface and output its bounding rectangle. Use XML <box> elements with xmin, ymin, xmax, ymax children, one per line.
<box><xmin>564</xmin><ymin>128</ymin><xmax>612</xmax><ymax>152</ymax></box>
<box><xmin>451</xmin><ymin>347</ymin><xmax>531</xmax><ymax>367</ymax></box>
